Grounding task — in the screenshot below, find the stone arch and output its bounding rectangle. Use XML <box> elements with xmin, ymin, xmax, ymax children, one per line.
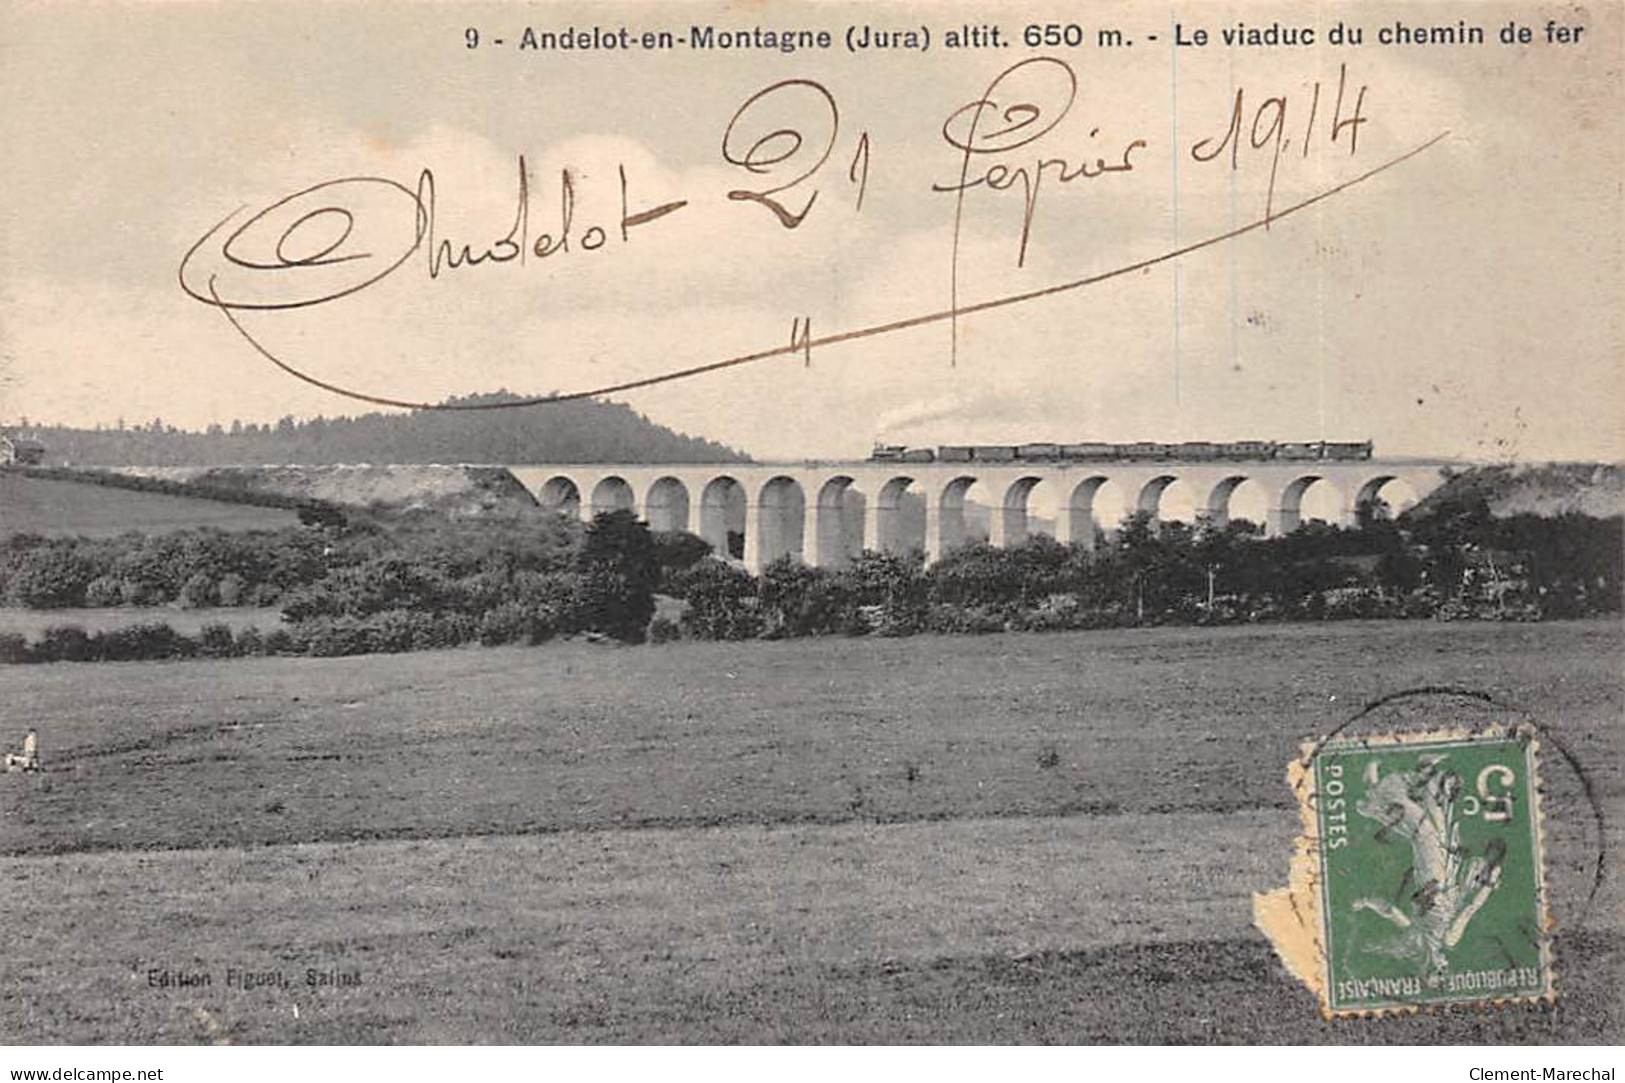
<box><xmin>871</xmin><ymin>476</ymin><xmax>926</xmax><ymax>556</ymax></box>
<box><xmin>937</xmin><ymin>476</ymin><xmax>982</xmax><ymax>555</ymax></box>
<box><xmin>1136</xmin><ymin>475</ymin><xmax>1181</xmax><ymax>523</ymax></box>
<box><xmin>996</xmin><ymin>476</ymin><xmax>1046</xmax><ymax>546</ymax></box>
<box><xmin>643</xmin><ymin>477</ymin><xmax>690</xmax><ymax>534</ymax></box>
<box><xmin>1025</xmin><ymin>477</ymin><xmax>1064</xmax><ymax>540</ymax></box>
<box><xmin>1204</xmin><ymin>476</ymin><xmax>1250</xmax><ymax>528</ymax></box>
<box><xmin>1203</xmin><ymin>476</ymin><xmax>1269</xmax><ymax>533</ymax></box>
<box><xmin>700</xmin><ymin>476</ymin><xmax>747</xmax><ymax>559</ymax></box>
<box><xmin>1271</xmin><ymin>475</ymin><xmax>1346</xmax><ymax>536</ymax></box>
<box><xmin>1065</xmin><ymin>476</ymin><xmax>1114</xmax><ymax>550</ymax></box>
<box><xmin>1352</xmin><ymin>475</ymin><xmax>1421</xmax><ymax>524</ymax></box>
<box><xmin>537</xmin><ymin>475</ymin><xmax>582</xmax><ymax>518</ymax></box>
<box><xmin>757</xmin><ymin>476</ymin><xmax>806</xmax><ymax>567</ymax></box>
<box><xmin>590</xmin><ymin>476</ymin><xmax>636</xmax><ymax>517</ymax></box>
<box><xmin>814</xmin><ymin>476</ymin><xmax>862</xmax><ymax>568</ymax></box>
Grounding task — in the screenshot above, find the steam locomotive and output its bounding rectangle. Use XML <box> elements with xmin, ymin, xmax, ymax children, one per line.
<box><xmin>868</xmin><ymin>440</ymin><xmax>1373</xmax><ymax>464</ymax></box>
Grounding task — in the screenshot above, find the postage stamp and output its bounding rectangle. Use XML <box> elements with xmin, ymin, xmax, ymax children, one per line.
<box><xmin>1255</xmin><ymin>727</ymin><xmax>1555</xmax><ymax>1016</ymax></box>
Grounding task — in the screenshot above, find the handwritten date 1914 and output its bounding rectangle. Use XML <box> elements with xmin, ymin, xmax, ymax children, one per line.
<box><xmin>1190</xmin><ymin>62</ymin><xmax>1370</xmax><ymax>225</ymax></box>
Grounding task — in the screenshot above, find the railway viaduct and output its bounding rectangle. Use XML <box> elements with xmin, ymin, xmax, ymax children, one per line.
<box><xmin>507</xmin><ymin>460</ymin><xmax>1454</xmax><ymax>574</ymax></box>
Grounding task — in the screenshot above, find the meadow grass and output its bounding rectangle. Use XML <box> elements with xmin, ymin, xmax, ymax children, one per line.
<box><xmin>0</xmin><ymin>473</ymin><xmax>299</xmax><ymax>538</ymax></box>
<box><xmin>2</xmin><ymin>620</ymin><xmax>1618</xmax><ymax>1042</ymax></box>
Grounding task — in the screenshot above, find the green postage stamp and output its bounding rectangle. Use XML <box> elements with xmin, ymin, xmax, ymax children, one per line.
<box><xmin>1254</xmin><ymin>727</ymin><xmax>1555</xmax><ymax>1016</ymax></box>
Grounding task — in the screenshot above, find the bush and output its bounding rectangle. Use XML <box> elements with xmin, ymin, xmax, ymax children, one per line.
<box><xmin>234</xmin><ymin>626</ymin><xmax>265</xmax><ymax>656</ymax></box>
<box><xmin>1194</xmin><ymin>597</ymin><xmax>1248</xmax><ymax>627</ymax></box>
<box><xmin>672</xmin><ymin>560</ymin><xmax>763</xmax><ymax>640</ymax></box>
<box><xmin>367</xmin><ymin>609</ymin><xmax>421</xmax><ymax>653</ymax></box>
<box><xmin>478</xmin><ymin>602</ymin><xmax>558</xmax><ymax>647</ymax></box>
<box><xmin>262</xmin><ymin>627</ymin><xmax>296</xmax><ymax>655</ymax></box>
<box><xmin>576</xmin><ymin>511</ymin><xmax>659</xmax><ymax>642</ymax></box>
<box><xmin>873</xmin><ymin>610</ymin><xmax>923</xmax><ymax>638</ymax></box>
<box><xmin>178</xmin><ymin>572</ymin><xmax>218</xmax><ymax>609</ymax></box>
<box><xmin>0</xmin><ymin>632</ymin><xmax>28</xmax><ymax>664</ymax></box>
<box><xmin>217</xmin><ymin>573</ymin><xmax>248</xmax><ymax>607</ymax></box>
<box><xmin>759</xmin><ymin>558</ymin><xmax>857</xmax><ymax>638</ymax></box>
<box><xmin>197</xmin><ymin>621</ymin><xmax>238</xmax><ymax>658</ymax></box>
<box><xmin>1319</xmin><ymin>587</ymin><xmax>1402</xmax><ymax>621</ymax></box>
<box><xmin>574</xmin><ymin>568</ymin><xmax>652</xmax><ymax>643</ymax></box>
<box><xmin>36</xmin><ymin>624</ymin><xmax>94</xmax><ymax>662</ymax></box>
<box><xmin>478</xmin><ymin>605</ymin><xmax>522</xmax><ymax>646</ymax></box>
<box><xmin>84</xmin><ymin>575</ymin><xmax>126</xmax><ymax>608</ymax></box>
<box><xmin>1012</xmin><ymin>592</ymin><xmax>1087</xmax><ymax>633</ymax></box>
<box><xmin>292</xmin><ymin>615</ymin><xmax>375</xmax><ymax>658</ymax></box>
<box><xmin>648</xmin><ymin>616</ymin><xmax>682</xmax><ymax>644</ymax></box>
<box><xmin>109</xmin><ymin>541</ymin><xmax>183</xmax><ymax>604</ymax></box>
<box><xmin>248</xmin><ymin>582</ymin><xmax>285</xmax><ymax>608</ymax></box>
<box><xmin>843</xmin><ymin>551</ymin><xmax>927</xmax><ymax>636</ymax></box>
<box><xmin>118</xmin><ymin>577</ymin><xmax>167</xmax><ymax>606</ymax></box>
<box><xmin>407</xmin><ymin>611</ymin><xmax>476</xmax><ymax>651</ymax></box>
<box><xmin>511</xmin><ymin>571</ymin><xmax>579</xmax><ymax>626</ymax></box>
<box><xmin>927</xmin><ymin>540</ymin><xmax>1081</xmax><ymax>610</ymax></box>
<box><xmin>923</xmin><ymin>603</ymin><xmax>1006</xmax><ymax>635</ymax></box>
<box><xmin>281</xmin><ymin>557</ymin><xmax>460</xmax><ymax>621</ymax></box>
<box><xmin>458</xmin><ymin>570</ymin><xmax>514</xmax><ymax>616</ymax></box>
<box><xmin>93</xmin><ymin>621</ymin><xmax>195</xmax><ymax>661</ymax></box>
<box><xmin>6</xmin><ymin>547</ymin><xmax>99</xmax><ymax>608</ymax></box>
<box><xmin>523</xmin><ymin>605</ymin><xmax>559</xmax><ymax>644</ymax></box>
<box><xmin>652</xmin><ymin>530</ymin><xmax>714</xmax><ymax>588</ymax></box>
<box><xmin>287</xmin><ymin>609</ymin><xmax>474</xmax><ymax>657</ymax></box>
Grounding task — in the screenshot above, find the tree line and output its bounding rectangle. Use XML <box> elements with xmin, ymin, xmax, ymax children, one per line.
<box><xmin>2</xmin><ymin>500</ymin><xmax>1618</xmax><ymax>664</ymax></box>
<box><xmin>9</xmin><ymin>391</ymin><xmax>746</xmax><ymax>467</ymax></box>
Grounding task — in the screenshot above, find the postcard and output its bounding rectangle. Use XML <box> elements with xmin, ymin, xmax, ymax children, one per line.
<box><xmin>1</xmin><ymin>0</ymin><xmax>1619</xmax><ymax>1051</ymax></box>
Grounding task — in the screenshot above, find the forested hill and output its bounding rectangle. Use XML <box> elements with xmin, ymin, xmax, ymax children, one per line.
<box><xmin>14</xmin><ymin>393</ymin><xmax>748</xmax><ymax>467</ymax></box>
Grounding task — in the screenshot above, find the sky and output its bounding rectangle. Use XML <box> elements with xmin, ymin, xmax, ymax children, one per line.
<box><xmin>1</xmin><ymin>0</ymin><xmax>1620</xmax><ymax>463</ymax></box>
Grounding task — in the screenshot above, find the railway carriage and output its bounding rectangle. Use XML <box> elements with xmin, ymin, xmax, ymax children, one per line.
<box><xmin>1221</xmin><ymin>440</ymin><xmax>1278</xmax><ymax>460</ymax></box>
<box><xmin>1322</xmin><ymin>441</ymin><xmax>1374</xmax><ymax>461</ymax></box>
<box><xmin>1277</xmin><ymin>441</ymin><xmax>1324</xmax><ymax>461</ymax></box>
<box><xmin>1061</xmin><ymin>442</ymin><xmax>1120</xmax><ymax>461</ymax></box>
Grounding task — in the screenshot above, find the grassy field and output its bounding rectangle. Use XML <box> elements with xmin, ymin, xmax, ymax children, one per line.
<box><xmin>1</xmin><ymin>620</ymin><xmax>1619</xmax><ymax>1043</ymax></box>
<box><xmin>0</xmin><ymin>473</ymin><xmax>299</xmax><ymax>538</ymax></box>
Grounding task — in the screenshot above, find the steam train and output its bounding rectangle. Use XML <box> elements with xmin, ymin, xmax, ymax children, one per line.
<box><xmin>868</xmin><ymin>440</ymin><xmax>1374</xmax><ymax>464</ymax></box>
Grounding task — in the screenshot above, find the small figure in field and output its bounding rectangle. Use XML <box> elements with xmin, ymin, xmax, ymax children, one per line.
<box><xmin>5</xmin><ymin>729</ymin><xmax>39</xmax><ymax>772</ymax></box>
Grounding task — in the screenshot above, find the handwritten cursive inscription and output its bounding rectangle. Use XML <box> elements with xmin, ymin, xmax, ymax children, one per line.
<box><xmin>928</xmin><ymin>57</ymin><xmax>1147</xmax><ymax>364</ymax></box>
<box><xmin>1190</xmin><ymin>62</ymin><xmax>1369</xmax><ymax>226</ymax></box>
<box><xmin>177</xmin><ymin>57</ymin><xmax>1428</xmax><ymax>412</ymax></box>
